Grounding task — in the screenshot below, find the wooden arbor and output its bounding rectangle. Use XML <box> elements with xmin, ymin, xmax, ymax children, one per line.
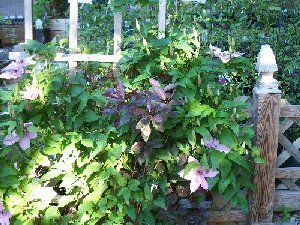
<box><xmin>21</xmin><ymin>0</ymin><xmax>168</xmax><ymax>70</ymax></box>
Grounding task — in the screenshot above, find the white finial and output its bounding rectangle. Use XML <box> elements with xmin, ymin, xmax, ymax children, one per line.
<box><xmin>254</xmin><ymin>45</ymin><xmax>281</xmax><ymax>94</ymax></box>
<box><xmin>256</xmin><ymin>45</ymin><xmax>278</xmax><ymax>73</ymax></box>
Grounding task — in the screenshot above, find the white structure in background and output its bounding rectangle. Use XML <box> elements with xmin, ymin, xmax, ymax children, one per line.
<box><xmin>255</xmin><ymin>44</ymin><xmax>281</xmax><ymax>94</ymax></box>
<box><xmin>0</xmin><ymin>0</ymin><xmax>24</xmax><ymax>19</ymax></box>
<box><xmin>182</xmin><ymin>0</ymin><xmax>206</xmax><ymax>4</ymax></box>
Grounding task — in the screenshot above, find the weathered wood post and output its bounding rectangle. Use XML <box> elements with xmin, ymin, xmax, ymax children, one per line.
<box><xmin>250</xmin><ymin>45</ymin><xmax>281</xmax><ymax>224</ymax></box>
<box><xmin>24</xmin><ymin>0</ymin><xmax>33</xmax><ymax>42</ymax></box>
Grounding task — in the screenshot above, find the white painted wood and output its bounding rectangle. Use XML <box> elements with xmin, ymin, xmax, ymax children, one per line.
<box><xmin>55</xmin><ymin>54</ymin><xmax>122</xmax><ymax>63</ymax></box>
<box><xmin>69</xmin><ymin>0</ymin><xmax>78</xmax><ymax>70</ymax></box>
<box><xmin>158</xmin><ymin>0</ymin><xmax>167</xmax><ymax>39</ymax></box>
<box><xmin>24</xmin><ymin>0</ymin><xmax>33</xmax><ymax>42</ymax></box>
<box><xmin>114</xmin><ymin>12</ymin><xmax>122</xmax><ymax>56</ymax></box>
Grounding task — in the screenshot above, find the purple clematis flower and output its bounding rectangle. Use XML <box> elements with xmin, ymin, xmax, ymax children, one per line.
<box><xmin>203</xmin><ymin>136</ymin><xmax>231</xmax><ymax>154</ymax></box>
<box><xmin>0</xmin><ymin>200</ymin><xmax>11</xmax><ymax>225</ymax></box>
<box><xmin>2</xmin><ymin>122</ymin><xmax>38</xmax><ymax>150</ymax></box>
<box><xmin>219</xmin><ymin>77</ymin><xmax>227</xmax><ymax>85</ymax></box>
<box><xmin>3</xmin><ymin>131</ymin><xmax>20</xmax><ymax>146</ymax></box>
<box><xmin>178</xmin><ymin>156</ymin><xmax>218</xmax><ymax>193</ymax></box>
<box><xmin>21</xmin><ymin>84</ymin><xmax>39</xmax><ymax>100</ymax></box>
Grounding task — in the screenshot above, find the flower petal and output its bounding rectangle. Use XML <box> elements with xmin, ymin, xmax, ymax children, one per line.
<box><xmin>204</xmin><ymin>169</ymin><xmax>219</xmax><ymax>178</ymax></box>
<box><xmin>3</xmin><ymin>131</ymin><xmax>20</xmax><ymax>146</ymax></box>
<box><xmin>190</xmin><ymin>176</ymin><xmax>202</xmax><ymax>193</ymax></box>
<box><xmin>199</xmin><ymin>175</ymin><xmax>209</xmax><ymax>190</ymax></box>
<box><xmin>187</xmin><ymin>156</ymin><xmax>199</xmax><ymax>164</ymax></box>
<box><xmin>19</xmin><ymin>137</ymin><xmax>31</xmax><ymax>150</ymax></box>
<box><xmin>26</xmin><ymin>131</ymin><xmax>38</xmax><ymax>140</ymax></box>
<box><xmin>216</xmin><ymin>144</ymin><xmax>231</xmax><ymax>154</ymax></box>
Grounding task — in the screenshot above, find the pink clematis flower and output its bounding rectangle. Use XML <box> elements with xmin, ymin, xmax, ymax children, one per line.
<box><xmin>21</xmin><ymin>84</ymin><xmax>39</xmax><ymax>100</ymax></box>
<box><xmin>209</xmin><ymin>44</ymin><xmax>244</xmax><ymax>63</ymax></box>
<box><xmin>203</xmin><ymin>136</ymin><xmax>231</xmax><ymax>154</ymax></box>
<box><xmin>0</xmin><ymin>200</ymin><xmax>11</xmax><ymax>225</ymax></box>
<box><xmin>2</xmin><ymin>122</ymin><xmax>38</xmax><ymax>150</ymax></box>
<box><xmin>178</xmin><ymin>156</ymin><xmax>218</xmax><ymax>193</ymax></box>
<box><xmin>0</xmin><ymin>59</ymin><xmax>30</xmax><ymax>80</ymax></box>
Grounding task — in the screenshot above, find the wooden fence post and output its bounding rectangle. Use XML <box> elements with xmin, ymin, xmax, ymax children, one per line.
<box><xmin>24</xmin><ymin>0</ymin><xmax>33</xmax><ymax>42</ymax></box>
<box><xmin>250</xmin><ymin>45</ymin><xmax>281</xmax><ymax>224</ymax></box>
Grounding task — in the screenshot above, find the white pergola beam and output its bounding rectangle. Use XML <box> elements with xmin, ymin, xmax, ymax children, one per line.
<box><xmin>24</xmin><ymin>0</ymin><xmax>33</xmax><ymax>42</ymax></box>
<box><xmin>55</xmin><ymin>54</ymin><xmax>122</xmax><ymax>63</ymax></box>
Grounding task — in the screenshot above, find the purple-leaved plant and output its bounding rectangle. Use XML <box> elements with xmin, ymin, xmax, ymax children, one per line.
<box><xmin>103</xmin><ymin>78</ymin><xmax>183</xmax><ymax>142</ymax></box>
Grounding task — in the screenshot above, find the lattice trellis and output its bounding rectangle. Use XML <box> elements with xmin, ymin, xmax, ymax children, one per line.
<box><xmin>276</xmin><ymin>118</ymin><xmax>300</xmax><ymax>190</ymax></box>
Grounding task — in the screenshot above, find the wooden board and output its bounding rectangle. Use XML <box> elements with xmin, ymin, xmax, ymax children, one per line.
<box><xmin>276</xmin><ymin>168</ymin><xmax>300</xmax><ymax>178</ymax></box>
<box><xmin>207</xmin><ymin>210</ymin><xmax>247</xmax><ymax>223</ymax></box>
<box><xmin>273</xmin><ymin>190</ymin><xmax>300</xmax><ymax>211</ymax></box>
<box><xmin>280</xmin><ymin>105</ymin><xmax>300</xmax><ymax>118</ymax></box>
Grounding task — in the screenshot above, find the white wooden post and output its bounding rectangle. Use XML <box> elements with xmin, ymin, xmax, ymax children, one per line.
<box><xmin>158</xmin><ymin>0</ymin><xmax>167</xmax><ymax>39</ymax></box>
<box><xmin>24</xmin><ymin>0</ymin><xmax>33</xmax><ymax>42</ymax></box>
<box><xmin>114</xmin><ymin>12</ymin><xmax>122</xmax><ymax>56</ymax></box>
<box><xmin>69</xmin><ymin>0</ymin><xmax>79</xmax><ymax>70</ymax></box>
<box><xmin>113</xmin><ymin>12</ymin><xmax>122</xmax><ymax>76</ymax></box>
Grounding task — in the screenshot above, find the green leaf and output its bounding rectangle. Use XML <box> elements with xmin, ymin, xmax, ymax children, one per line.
<box><xmin>254</xmin><ymin>157</ymin><xmax>266</xmax><ymax>164</ymax></box>
<box><xmin>219</xmin><ymin>128</ymin><xmax>235</xmax><ymax>148</ymax></box>
<box><xmin>118</xmin><ymin>187</ymin><xmax>131</xmax><ymax>205</ymax></box>
<box><xmin>194</xmin><ymin>126</ymin><xmax>211</xmax><ymax>138</ymax></box>
<box><xmin>82</xmin><ymin>162</ymin><xmax>101</xmax><ymax>177</ymax></box>
<box><xmin>42</xmin><ymin>206</ymin><xmax>60</xmax><ymax>224</ymax></box>
<box><xmin>128</xmin><ymin>179</ymin><xmax>140</xmax><ymax>191</ymax></box>
<box><xmin>0</xmin><ymin>176</ymin><xmax>20</xmax><ymax>187</ymax></box>
<box><xmin>126</xmin><ymin>205</ymin><xmax>136</xmax><ymax>221</ymax></box>
<box><xmin>188</xmin><ymin>130</ymin><xmax>196</xmax><ymax>148</ymax></box>
<box><xmin>175</xmin><ymin>40</ymin><xmax>194</xmax><ymax>53</ymax></box>
<box><xmin>84</xmin><ymin>110</ymin><xmax>99</xmax><ymax>122</ymax></box>
<box><xmin>78</xmin><ymin>202</ymin><xmax>94</xmax><ymax>216</ymax></box>
<box><xmin>144</xmin><ymin>183</ymin><xmax>152</xmax><ymax>200</ymax></box>
<box><xmin>81</xmin><ymin>139</ymin><xmax>94</xmax><ymax>148</ymax></box>
<box><xmin>143</xmin><ymin>210</ymin><xmax>155</xmax><ymax>225</ymax></box>
<box><xmin>227</xmin><ymin>153</ymin><xmax>251</xmax><ymax>173</ymax></box>
<box><xmin>154</xmin><ymin>195</ymin><xmax>166</xmax><ymax>209</ymax></box>
<box><xmin>0</xmin><ymin>121</ymin><xmax>17</xmax><ymax>134</ymax></box>
<box><xmin>236</xmin><ymin>192</ymin><xmax>248</xmax><ymax>212</ymax></box>
<box><xmin>0</xmin><ymin>166</ymin><xmax>18</xmax><ymax>177</ymax></box>
<box><xmin>186</xmin><ymin>101</ymin><xmax>215</xmax><ymax>118</ymax></box>
<box><xmin>58</xmin><ymin>195</ymin><xmax>76</xmax><ymax>207</ymax></box>
<box><xmin>200</xmin><ymin>154</ymin><xmax>209</xmax><ymax>169</ymax></box>
<box><xmin>207</xmin><ymin>176</ymin><xmax>219</xmax><ymax>190</ymax></box>
<box><xmin>70</xmin><ymin>85</ymin><xmax>84</xmax><ymax>97</ymax></box>
<box><xmin>218</xmin><ymin>177</ymin><xmax>231</xmax><ymax>194</ymax></box>
<box><xmin>210</xmin><ymin>151</ymin><xmax>225</xmax><ymax>170</ymax></box>
<box><xmin>220</xmin><ymin>160</ymin><xmax>232</xmax><ymax>178</ymax></box>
